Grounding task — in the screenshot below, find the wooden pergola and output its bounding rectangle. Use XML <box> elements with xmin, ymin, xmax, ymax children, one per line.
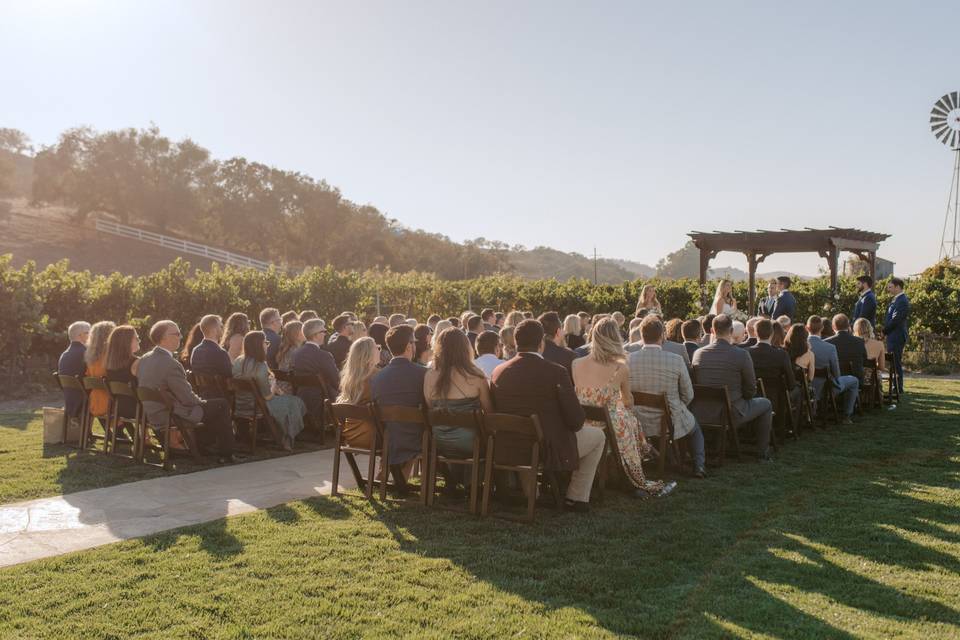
<box><xmin>688</xmin><ymin>227</ymin><xmax>891</xmax><ymax>313</ymax></box>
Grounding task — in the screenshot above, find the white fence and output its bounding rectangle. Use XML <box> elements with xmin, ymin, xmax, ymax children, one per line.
<box><xmin>94</xmin><ymin>218</ymin><xmax>272</xmax><ymax>271</ymax></box>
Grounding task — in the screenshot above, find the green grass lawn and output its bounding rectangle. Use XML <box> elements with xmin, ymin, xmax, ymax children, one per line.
<box><xmin>1</xmin><ymin>379</ymin><xmax>959</xmax><ymax>639</ymax></box>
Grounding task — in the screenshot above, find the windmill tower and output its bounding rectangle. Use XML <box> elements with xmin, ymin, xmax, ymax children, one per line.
<box><xmin>930</xmin><ymin>91</ymin><xmax>960</xmax><ymax>261</ymax></box>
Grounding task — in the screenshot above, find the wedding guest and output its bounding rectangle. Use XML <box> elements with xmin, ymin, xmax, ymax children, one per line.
<box><xmin>368</xmin><ymin>322</ymin><xmax>392</xmax><ymax>367</ymax></box>
<box><xmin>275</xmin><ymin>320</ymin><xmax>305</xmax><ymax>394</ymax></box>
<box><xmin>577</xmin><ymin>311</ymin><xmax>592</xmax><ymax>339</ymax></box>
<box><xmin>771</xmin><ymin>276</ymin><xmax>797</xmax><ymax>322</ymax></box>
<box><xmin>681</xmin><ymin>319</ymin><xmax>702</xmax><ymax>361</ymax></box>
<box><xmin>628</xmin><ymin>316</ymin><xmax>706</xmax><ymax>478</ymax></box>
<box><xmin>190</xmin><ymin>314</ymin><xmax>232</xmax><ymax>380</ymax></box>
<box><xmin>481</xmin><ymin>308</ymin><xmax>499</xmax><ymax>333</ymax></box>
<box><xmin>406</xmin><ymin>318</ymin><xmax>417</xmax><ymax>327</ymax></box>
<box><xmin>179</xmin><ymin>322</ymin><xmax>203</xmax><ymax>368</ymax></box>
<box><xmin>427</xmin><ymin>315</ymin><xmax>442</xmax><ymax>331</ymax></box>
<box><xmin>370</xmin><ymin>324</ymin><xmax>427</xmax><ymax>496</ymax></box>
<box><xmin>611</xmin><ymin>311</ymin><xmax>627</xmax><ymax>340</ymax></box>
<box><xmin>495</xmin><ymin>312</ymin><xmax>505</xmax><ymax>330</ymax></box>
<box><xmin>105</xmin><ymin>325</ymin><xmax>141</xmax><ymax>420</ymax></box>
<box><xmin>711</xmin><ymin>279</ymin><xmax>738</xmax><ymax>316</ymax></box>
<box><xmin>776</xmin><ymin>315</ymin><xmax>792</xmax><ymax>331</ymax></box>
<box><xmin>785</xmin><ymin>323</ymin><xmax>815</xmax><ymax>382</ymax></box>
<box><xmin>138</xmin><ymin>320</ymin><xmax>236</xmax><ymax>463</ymax></box>
<box><xmin>691</xmin><ymin>314</ymin><xmax>773</xmax><ymax>462</ymax></box>
<box><xmin>465</xmin><ymin>315</ymin><xmax>484</xmax><ymax>350</ymax></box>
<box><xmin>298</xmin><ymin>310</ymin><xmax>319</xmax><ymax>322</ymax></box>
<box><xmin>665</xmin><ymin>318</ymin><xmax>684</xmax><ymax>344</ymax></box>
<box><xmin>59</xmin><ymin>321</ymin><xmax>91</xmax><ymax>418</ymax></box>
<box><xmin>373</xmin><ymin>315</ymin><xmax>388</xmax><ymax>325</ymax></box>
<box><xmin>700</xmin><ymin>314</ymin><xmax>716</xmax><ymax>346</ymax></box>
<box><xmin>474</xmin><ymin>330</ymin><xmax>504</xmax><ymax>379</ymax></box>
<box><xmin>388</xmin><ymin>313</ymin><xmax>406</xmax><ymax>328</ymax></box>
<box><xmin>538</xmin><ymin>311</ymin><xmax>576</xmax><ymax>376</ymax></box>
<box><xmin>336</xmin><ymin>337</ymin><xmax>380</xmax><ymax>448</ymax></box>
<box><xmin>747</xmin><ymin>319</ymin><xmax>798</xmax><ymax>401</ymax></box>
<box><xmin>757</xmin><ymin>280</ymin><xmax>778</xmax><ymax>317</ymax></box>
<box><xmin>574</xmin><ymin>317</ymin><xmax>676</xmax><ymax>496</ymax></box>
<box><xmin>503</xmin><ymin>310</ymin><xmax>525</xmax><ymax>329</ymax></box>
<box><xmin>447</xmin><ymin>317</ymin><xmax>461</xmax><ymax>329</ymax></box>
<box><xmin>292</xmin><ymin>319</ymin><xmax>340</xmax><ymax>419</ymax></box>
<box><xmin>853</xmin><ymin>275</ymin><xmax>877</xmax><ymax>328</ymax></box>
<box><xmin>221</xmin><ymin>312</ymin><xmax>250</xmax><ymax>361</ymax></box>
<box><xmin>625</xmin><ymin>320</ymin><xmax>691</xmax><ymax>367</ymax></box>
<box><xmin>820</xmin><ymin>317</ymin><xmax>835</xmax><ymax>339</ymax></box>
<box><xmin>825</xmin><ymin>314</ymin><xmax>867</xmax><ymax>385</ymax></box>
<box><xmin>807</xmin><ymin>315</ymin><xmax>859</xmax><ymax>424</ymax></box>
<box><xmin>414</xmin><ymin>324</ymin><xmax>433</xmax><ymax>365</ymax></box>
<box><xmin>281</xmin><ymin>310</ymin><xmax>298</xmax><ymax>325</ymax></box>
<box><xmin>259</xmin><ymin>307</ymin><xmax>283</xmax><ymax>369</ymax></box>
<box><xmin>853</xmin><ymin>318</ymin><xmax>885</xmax><ymax>370</ymax></box>
<box><xmin>522</xmin><ymin>311</ymin><xmax>534</xmax><ymax>319</ymax></box>
<box><xmin>742</xmin><ymin>317</ymin><xmax>760</xmax><ymax>347</ymax></box>
<box><xmin>499</xmin><ymin>326</ymin><xmax>517</xmax><ymax>360</ymax></box>
<box><xmin>492</xmin><ymin>320</ymin><xmax>602</xmax><ymax>513</ymax></box>
<box><xmin>424</xmin><ymin>328</ymin><xmax>494</xmax><ymax>491</ymax></box>
<box><xmin>563</xmin><ymin>314</ymin><xmax>585</xmax><ymax>350</ymax></box>
<box><xmin>883</xmin><ymin>277</ymin><xmax>910</xmax><ymax>393</ymax></box>
<box><xmin>771</xmin><ymin>321</ymin><xmax>786</xmax><ymax>349</ymax></box>
<box><xmin>232</xmin><ymin>331</ymin><xmax>306</xmax><ymax>451</ymax></box>
<box><xmin>351</xmin><ymin>321</ymin><xmax>367</xmax><ymax>339</ymax></box>
<box><xmin>325</xmin><ymin>314</ymin><xmax>354</xmax><ymax>369</ymax></box>
<box><xmin>84</xmin><ymin>320</ymin><xmax>116</xmax><ymax>420</ymax></box>
<box><xmin>731</xmin><ymin>320</ymin><xmax>746</xmax><ymax>346</ymax></box>
<box><xmin>635</xmin><ymin>284</ymin><xmax>662</xmax><ymax>318</ymax></box>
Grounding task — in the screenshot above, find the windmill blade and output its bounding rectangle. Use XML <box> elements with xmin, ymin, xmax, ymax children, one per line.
<box><xmin>952</xmin><ymin>130</ymin><xmax>960</xmax><ymax>150</ymax></box>
<box><xmin>932</xmin><ymin>101</ymin><xmax>950</xmax><ymax>116</ymax></box>
<box><xmin>932</xmin><ymin>114</ymin><xmax>948</xmax><ymax>125</ymax></box>
<box><xmin>937</xmin><ymin>127</ymin><xmax>953</xmax><ymax>145</ymax></box>
<box><xmin>952</xmin><ymin>91</ymin><xmax>960</xmax><ymax>110</ymax></box>
<box><xmin>933</xmin><ymin>123</ymin><xmax>950</xmax><ymax>138</ymax></box>
<box><xmin>946</xmin><ymin>93</ymin><xmax>957</xmax><ymax>110</ymax></box>
<box><xmin>937</xmin><ymin>95</ymin><xmax>953</xmax><ymax>113</ymax></box>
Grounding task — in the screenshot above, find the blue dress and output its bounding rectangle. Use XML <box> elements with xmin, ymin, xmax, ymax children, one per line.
<box><xmin>432</xmin><ymin>396</ymin><xmax>482</xmax><ymax>486</ymax></box>
<box><xmin>232</xmin><ymin>358</ymin><xmax>307</xmax><ymax>443</ymax></box>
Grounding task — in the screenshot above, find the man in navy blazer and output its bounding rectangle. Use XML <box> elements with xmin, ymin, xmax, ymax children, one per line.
<box><xmin>292</xmin><ymin>319</ymin><xmax>340</xmax><ymax>419</ymax></box>
<box><xmin>259</xmin><ymin>307</ymin><xmax>283</xmax><ymax>370</ymax></box>
<box><xmin>58</xmin><ymin>321</ymin><xmax>90</xmax><ymax>418</ymax></box>
<box><xmin>771</xmin><ymin>276</ymin><xmax>797</xmax><ymax>323</ymax></box>
<box><xmin>852</xmin><ymin>275</ymin><xmax>878</xmax><ymax>329</ymax></box>
<box><xmin>370</xmin><ymin>324</ymin><xmax>427</xmax><ymax>495</ymax></box>
<box><xmin>883</xmin><ymin>277</ymin><xmax>910</xmax><ymax>393</ymax></box>
<box><xmin>189</xmin><ymin>314</ymin><xmax>233</xmax><ymax>380</ymax></box>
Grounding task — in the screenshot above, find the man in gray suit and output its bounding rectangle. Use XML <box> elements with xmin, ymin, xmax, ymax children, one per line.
<box><xmin>806</xmin><ymin>315</ymin><xmax>859</xmax><ymax>424</ymax></box>
<box><xmin>628</xmin><ymin>316</ymin><xmax>706</xmax><ymax>478</ymax></box>
<box><xmin>138</xmin><ymin>320</ymin><xmax>237</xmax><ymax>462</ymax></box>
<box><xmin>626</xmin><ymin>326</ymin><xmax>691</xmax><ymax>368</ymax></box>
<box><xmin>691</xmin><ymin>314</ymin><xmax>773</xmax><ymax>462</ymax></box>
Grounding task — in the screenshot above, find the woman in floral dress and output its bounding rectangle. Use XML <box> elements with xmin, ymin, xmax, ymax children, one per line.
<box><xmin>572</xmin><ymin>317</ymin><xmax>676</xmax><ymax>498</ymax></box>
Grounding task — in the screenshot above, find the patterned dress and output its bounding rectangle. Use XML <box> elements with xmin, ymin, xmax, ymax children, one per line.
<box><xmin>576</xmin><ymin>366</ymin><xmax>665</xmax><ymax>495</ymax></box>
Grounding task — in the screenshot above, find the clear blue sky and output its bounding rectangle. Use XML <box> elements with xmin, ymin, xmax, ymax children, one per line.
<box><xmin>3</xmin><ymin>0</ymin><xmax>957</xmax><ymax>275</ymax></box>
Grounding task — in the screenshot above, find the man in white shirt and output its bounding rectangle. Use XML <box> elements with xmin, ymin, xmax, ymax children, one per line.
<box><xmin>474</xmin><ymin>331</ymin><xmax>505</xmax><ymax>379</ymax></box>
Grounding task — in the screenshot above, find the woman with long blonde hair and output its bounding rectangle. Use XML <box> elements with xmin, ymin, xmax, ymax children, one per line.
<box><xmin>711</xmin><ymin>279</ymin><xmax>737</xmax><ymax>316</ymax></box>
<box><xmin>572</xmin><ymin>317</ymin><xmax>675</xmax><ymax>498</ymax></box>
<box><xmin>635</xmin><ymin>284</ymin><xmax>662</xmax><ymax>318</ymax></box>
<box><xmin>503</xmin><ymin>310</ymin><xmax>526</xmax><ymax>329</ymax></box>
<box><xmin>337</xmin><ymin>337</ymin><xmax>380</xmax><ymax>448</ymax></box>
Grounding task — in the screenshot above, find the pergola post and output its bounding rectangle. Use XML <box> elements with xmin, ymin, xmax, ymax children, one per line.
<box><xmin>745</xmin><ymin>251</ymin><xmax>757</xmax><ymax>317</ymax></box>
<box><xmin>868</xmin><ymin>251</ymin><xmax>876</xmax><ymax>283</ymax></box>
<box><xmin>698</xmin><ymin>246</ymin><xmax>711</xmax><ymax>311</ymax></box>
<box><xmin>827</xmin><ymin>247</ymin><xmax>839</xmax><ymax>296</ymax></box>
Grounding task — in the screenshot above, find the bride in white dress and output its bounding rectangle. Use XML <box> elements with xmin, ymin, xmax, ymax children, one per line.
<box><xmin>711</xmin><ymin>279</ymin><xmax>738</xmax><ymax>316</ymax></box>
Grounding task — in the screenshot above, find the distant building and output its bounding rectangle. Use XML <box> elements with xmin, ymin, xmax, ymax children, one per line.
<box><xmin>843</xmin><ymin>256</ymin><xmax>894</xmax><ymax>279</ymax></box>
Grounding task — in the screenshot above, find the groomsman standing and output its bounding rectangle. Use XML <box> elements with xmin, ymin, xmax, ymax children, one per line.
<box><xmin>771</xmin><ymin>276</ymin><xmax>797</xmax><ymax>322</ymax></box>
<box><xmin>852</xmin><ymin>275</ymin><xmax>877</xmax><ymax>328</ymax></box>
<box><xmin>883</xmin><ymin>277</ymin><xmax>910</xmax><ymax>394</ymax></box>
<box><xmin>756</xmin><ymin>280</ymin><xmax>778</xmax><ymax>317</ymax></box>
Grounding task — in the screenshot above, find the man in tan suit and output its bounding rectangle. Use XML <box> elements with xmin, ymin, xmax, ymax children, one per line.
<box><xmin>138</xmin><ymin>320</ymin><xmax>237</xmax><ymax>463</ymax></box>
<box><xmin>628</xmin><ymin>316</ymin><xmax>706</xmax><ymax>478</ymax></box>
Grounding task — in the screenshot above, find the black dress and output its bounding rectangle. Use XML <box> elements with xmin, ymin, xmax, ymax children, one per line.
<box><xmin>565</xmin><ymin>333</ymin><xmax>586</xmax><ymax>350</ymax></box>
<box><xmin>106</xmin><ymin>359</ymin><xmax>138</xmax><ymax>419</ymax></box>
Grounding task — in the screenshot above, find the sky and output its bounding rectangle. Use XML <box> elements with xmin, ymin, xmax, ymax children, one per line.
<box><xmin>2</xmin><ymin>0</ymin><xmax>958</xmax><ymax>276</ymax></box>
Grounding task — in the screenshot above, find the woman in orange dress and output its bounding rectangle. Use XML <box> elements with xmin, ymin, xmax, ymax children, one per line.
<box><xmin>84</xmin><ymin>321</ymin><xmax>116</xmax><ymax>418</ymax></box>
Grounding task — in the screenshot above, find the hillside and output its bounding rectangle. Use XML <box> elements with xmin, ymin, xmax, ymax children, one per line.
<box><xmin>506</xmin><ymin>247</ymin><xmax>654</xmax><ymax>283</ymax></box>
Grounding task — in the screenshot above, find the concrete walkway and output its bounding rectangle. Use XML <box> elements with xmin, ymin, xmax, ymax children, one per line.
<box><xmin>0</xmin><ymin>449</ymin><xmax>355</xmax><ymax>569</ymax></box>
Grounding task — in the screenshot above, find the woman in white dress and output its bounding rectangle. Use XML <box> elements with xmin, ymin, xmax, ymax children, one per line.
<box><xmin>711</xmin><ymin>279</ymin><xmax>738</xmax><ymax>316</ymax></box>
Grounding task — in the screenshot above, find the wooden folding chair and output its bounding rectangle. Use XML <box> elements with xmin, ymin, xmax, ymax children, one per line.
<box><xmin>135</xmin><ymin>387</ymin><xmax>202</xmax><ymax>470</ymax></box>
<box><xmin>631</xmin><ymin>391</ymin><xmax>680</xmax><ymax>475</ymax></box>
<box><xmin>813</xmin><ymin>368</ymin><xmax>840</xmax><ymax>425</ymax></box>
<box><xmin>862</xmin><ymin>358</ymin><xmax>883</xmax><ymax>410</ymax></box>
<box><xmin>372</xmin><ymin>403</ymin><xmax>431</xmax><ymax>504</ymax></box>
<box><xmin>691</xmin><ymin>385</ymin><xmax>738</xmax><ymax>465</ymax></box>
<box><xmin>480</xmin><ymin>412</ymin><xmax>562</xmax><ymax>523</ymax></box>
<box><xmin>793</xmin><ymin>366</ymin><xmax>815</xmax><ymax>429</ymax></box>
<box><xmin>426</xmin><ymin>408</ymin><xmax>487</xmax><ymax>514</ymax></box>
<box><xmin>229</xmin><ymin>377</ymin><xmax>283</xmax><ymax>453</ymax></box>
<box><xmin>80</xmin><ymin>376</ymin><xmax>113</xmax><ymax>453</ymax></box>
<box><xmin>192</xmin><ymin>371</ymin><xmax>231</xmax><ymax>400</ymax></box>
<box><xmin>106</xmin><ymin>380</ymin><xmax>140</xmax><ymax>459</ymax></box>
<box><xmin>54</xmin><ymin>372</ymin><xmax>86</xmax><ymax>446</ymax></box>
<box><xmin>581</xmin><ymin>404</ymin><xmax>618</xmax><ymax>502</ymax></box>
<box><xmin>327</xmin><ymin>400</ymin><xmax>384</xmax><ymax>499</ymax></box>
<box><xmin>756</xmin><ymin>369</ymin><xmax>799</xmax><ymax>442</ymax></box>
<box><xmin>291</xmin><ymin>374</ymin><xmax>331</xmax><ymax>444</ymax></box>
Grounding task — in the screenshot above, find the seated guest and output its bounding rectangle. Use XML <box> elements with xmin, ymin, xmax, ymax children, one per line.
<box><xmin>481</xmin><ymin>308</ymin><xmax>499</xmax><ymax>333</ymax></box>
<box><xmin>368</xmin><ymin>322</ymin><xmax>392</xmax><ymax>367</ymax></box>
<box><xmin>233</xmin><ymin>331</ymin><xmax>306</xmax><ymax>450</ymax></box>
<box><xmin>388</xmin><ymin>313</ymin><xmax>406</xmax><ymax>328</ymax></box>
<box><xmin>785</xmin><ymin>323</ymin><xmax>815</xmax><ymax>382</ymax></box>
<box><xmin>771</xmin><ymin>276</ymin><xmax>797</xmax><ymax>322</ymax></box>
<box><xmin>665</xmin><ymin>318</ymin><xmax>684</xmax><ymax>345</ymax></box>
<box><xmin>771</xmin><ymin>321</ymin><xmax>786</xmax><ymax>349</ymax></box>
<box><xmin>424</xmin><ymin>328</ymin><xmax>494</xmax><ymax>491</ymax></box>
<box><xmin>189</xmin><ymin>314</ymin><xmax>232</xmax><ymax>380</ymax></box>
<box><xmin>574</xmin><ymin>318</ymin><xmax>677</xmax><ymax>496</ymax></box>
<box><xmin>465</xmin><ymin>315</ymin><xmax>484</xmax><ymax>349</ymax></box>
<box><xmin>292</xmin><ymin>319</ymin><xmax>340</xmax><ymax>419</ymax></box>
<box><xmin>370</xmin><ymin>324</ymin><xmax>428</xmax><ymax>495</ymax></box>
<box><xmin>259</xmin><ymin>307</ymin><xmax>283</xmax><ymax>369</ymax></box>
<box><xmin>577</xmin><ymin>311</ymin><xmax>591</xmax><ymax>339</ymax></box>
<box><xmin>825</xmin><ymin>312</ymin><xmax>867</xmax><ymax>390</ymax></box>
<box><xmin>503</xmin><ymin>311</ymin><xmax>525</xmax><ymax>329</ymax></box>
<box><xmin>84</xmin><ymin>321</ymin><xmax>116</xmax><ymax>420</ymax></box>
<box><xmin>414</xmin><ymin>324</ymin><xmax>434</xmax><ymax>365</ymax></box>
<box><xmin>628</xmin><ymin>316</ymin><xmax>706</xmax><ymax>478</ymax></box>
<box><xmin>138</xmin><ymin>321</ymin><xmax>236</xmax><ymax>463</ymax></box>
<box><xmin>626</xmin><ymin>323</ymin><xmax>691</xmax><ymax>367</ymax></box>
<box><xmin>59</xmin><ymin>321</ymin><xmax>90</xmax><ymax>419</ymax></box>
<box><xmin>611</xmin><ymin>311</ymin><xmax>628</xmax><ymax>340</ymax></box>
<box><xmin>406</xmin><ymin>318</ymin><xmax>418</xmax><ymax>327</ymax></box>
<box><xmin>691</xmin><ymin>314</ymin><xmax>773</xmax><ymax>462</ymax></box>
<box><xmin>742</xmin><ymin>317</ymin><xmax>759</xmax><ymax>347</ymax></box>
<box><xmin>806</xmin><ymin>315</ymin><xmax>859</xmax><ymax>424</ymax></box>
<box><xmin>731</xmin><ymin>320</ymin><xmax>746</xmax><ymax>346</ymax></box>
<box><xmin>298</xmin><ymin>310</ymin><xmax>319</xmax><ymax>322</ymax></box>
<box><xmin>324</xmin><ymin>314</ymin><xmax>354</xmax><ymax>369</ymax></box>
<box><xmin>275</xmin><ymin>320</ymin><xmax>305</xmax><ymax>394</ymax></box>
<box><xmin>522</xmin><ymin>311</ymin><xmax>534</xmax><ymax>319</ymax></box>
<box><xmin>447</xmin><ymin>316</ymin><xmax>461</xmax><ymax>329</ymax></box>
<box><xmin>281</xmin><ymin>310</ymin><xmax>298</xmax><ymax>325</ymax></box>
<box><xmin>747</xmin><ymin>319</ymin><xmax>799</xmax><ymax>404</ymax></box>
<box><xmin>336</xmin><ymin>337</ymin><xmax>381</xmax><ymax>448</ymax></box>
<box><xmin>493</xmin><ymin>319</ymin><xmax>603</xmax><ymax>512</ymax></box>
<box><xmin>179</xmin><ymin>322</ymin><xmax>203</xmax><ymax>368</ymax></box>
<box><xmin>538</xmin><ymin>311</ymin><xmax>577</xmax><ymax>375</ymax></box>
<box><xmin>221</xmin><ymin>312</ymin><xmax>250</xmax><ymax>361</ymax></box>
<box><xmin>351</xmin><ymin>321</ymin><xmax>367</xmax><ymax>339</ymax></box>
<box><xmin>105</xmin><ymin>325</ymin><xmax>141</xmax><ymax>421</ymax></box>
<box><xmin>563</xmin><ymin>314</ymin><xmax>585</xmax><ymax>350</ymax></box>
<box><xmin>495</xmin><ymin>312</ymin><xmax>505</xmax><ymax>330</ymax></box>
<box><xmin>681</xmin><ymin>319</ymin><xmax>702</xmax><ymax>361</ymax></box>
<box><xmin>820</xmin><ymin>316</ymin><xmax>836</xmax><ymax>339</ymax></box>
<box><xmin>373</xmin><ymin>315</ymin><xmax>388</xmax><ymax>325</ymax></box>
<box><xmin>499</xmin><ymin>326</ymin><xmax>517</xmax><ymax>360</ymax></box>
<box><xmin>699</xmin><ymin>313</ymin><xmax>716</xmax><ymax>346</ymax></box>
<box><xmin>853</xmin><ymin>318</ymin><xmax>885</xmax><ymax>370</ymax></box>
<box><xmin>474</xmin><ymin>330</ymin><xmax>505</xmax><ymax>379</ymax></box>
<box><xmin>427</xmin><ymin>314</ymin><xmax>442</xmax><ymax>331</ymax></box>
<box><xmin>431</xmin><ymin>320</ymin><xmax>452</xmax><ymax>351</ymax></box>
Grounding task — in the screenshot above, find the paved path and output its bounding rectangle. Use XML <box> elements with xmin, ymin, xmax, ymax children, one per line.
<box><xmin>0</xmin><ymin>449</ymin><xmax>355</xmax><ymax>569</ymax></box>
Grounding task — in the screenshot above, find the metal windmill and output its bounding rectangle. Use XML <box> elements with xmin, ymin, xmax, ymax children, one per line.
<box><xmin>930</xmin><ymin>91</ymin><xmax>960</xmax><ymax>260</ymax></box>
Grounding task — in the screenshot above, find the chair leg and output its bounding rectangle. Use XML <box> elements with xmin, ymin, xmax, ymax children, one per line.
<box><xmin>480</xmin><ymin>436</ymin><xmax>495</xmax><ymax>518</ymax></box>
<box><xmin>364</xmin><ymin>450</ymin><xmax>376</xmax><ymax>500</ymax></box>
<box><xmin>427</xmin><ymin>437</ymin><xmax>438</xmax><ymax>507</ymax></box>
<box><xmin>469</xmin><ymin>442</ymin><xmax>480</xmax><ymax>515</ymax></box>
<box><xmin>162</xmin><ymin>427</ymin><xmax>172</xmax><ymax>471</ymax></box>
<box><xmin>331</xmin><ymin>428</ymin><xmax>342</xmax><ymax>497</ymax></box>
<box><xmin>379</xmin><ymin>431</ymin><xmax>390</xmax><ymax>501</ymax></box>
<box><xmin>420</xmin><ymin>431</ymin><xmax>430</xmax><ymax>506</ymax></box>
<box><xmin>526</xmin><ymin>469</ymin><xmax>537</xmax><ymax>523</ymax></box>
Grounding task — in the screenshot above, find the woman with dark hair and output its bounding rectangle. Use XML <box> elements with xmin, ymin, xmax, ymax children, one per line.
<box><xmin>423</xmin><ymin>327</ymin><xmax>493</xmax><ymax>491</ymax></box>
<box><xmin>367</xmin><ymin>322</ymin><xmax>391</xmax><ymax>367</ymax></box>
<box><xmin>221</xmin><ymin>312</ymin><xmax>250</xmax><ymax>361</ymax></box>
<box><xmin>276</xmin><ymin>320</ymin><xmax>305</xmax><ymax>394</ymax></box>
<box><xmin>105</xmin><ymin>325</ymin><xmax>141</xmax><ymax>420</ymax></box>
<box><xmin>785</xmin><ymin>323</ymin><xmax>815</xmax><ymax>382</ymax></box>
<box><xmin>180</xmin><ymin>322</ymin><xmax>203</xmax><ymax>368</ymax></box>
<box><xmin>770</xmin><ymin>321</ymin><xmax>786</xmax><ymax>349</ymax></box>
<box><xmin>664</xmin><ymin>318</ymin><xmax>684</xmax><ymax>344</ymax></box>
<box><xmin>414</xmin><ymin>324</ymin><xmax>433</xmax><ymax>365</ymax></box>
<box><xmin>232</xmin><ymin>331</ymin><xmax>306</xmax><ymax>450</ymax></box>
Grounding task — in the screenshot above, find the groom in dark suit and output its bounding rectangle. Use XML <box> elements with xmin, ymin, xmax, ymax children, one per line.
<box><xmin>852</xmin><ymin>275</ymin><xmax>878</xmax><ymax>329</ymax></box>
<box><xmin>771</xmin><ymin>276</ymin><xmax>797</xmax><ymax>322</ymax></box>
<box><xmin>883</xmin><ymin>277</ymin><xmax>910</xmax><ymax>393</ymax></box>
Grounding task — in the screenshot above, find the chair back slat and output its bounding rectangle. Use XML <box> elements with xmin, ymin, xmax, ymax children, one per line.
<box><xmin>55</xmin><ymin>373</ymin><xmax>84</xmax><ymax>391</ymax></box>
<box><xmin>482</xmin><ymin>413</ymin><xmax>544</xmax><ymax>441</ymax></box>
<box><xmin>193</xmin><ymin>372</ymin><xmax>229</xmax><ymax>396</ymax></box>
<box><xmin>136</xmin><ymin>386</ymin><xmax>172</xmax><ymax>408</ymax></box>
<box><xmin>81</xmin><ymin>376</ymin><xmax>108</xmax><ymax>392</ymax></box>
<box><xmin>330</xmin><ymin>401</ymin><xmax>376</xmax><ymax>424</ymax></box>
<box><xmin>108</xmin><ymin>380</ymin><xmax>137</xmax><ymax>398</ymax></box>
<box><xmin>632</xmin><ymin>391</ymin><xmax>668</xmax><ymax>411</ymax></box>
<box><xmin>375</xmin><ymin>404</ymin><xmax>428</xmax><ymax>425</ymax></box>
<box><xmin>427</xmin><ymin>408</ymin><xmax>484</xmax><ymax>433</ymax></box>
<box><xmin>580</xmin><ymin>404</ymin><xmax>608</xmax><ymax>423</ymax></box>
